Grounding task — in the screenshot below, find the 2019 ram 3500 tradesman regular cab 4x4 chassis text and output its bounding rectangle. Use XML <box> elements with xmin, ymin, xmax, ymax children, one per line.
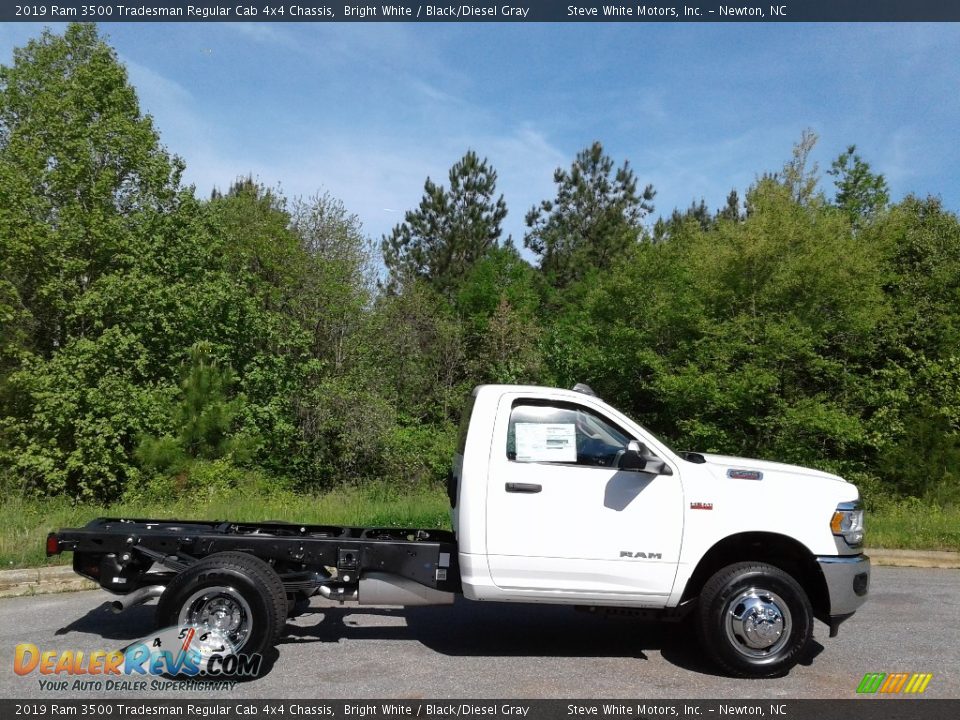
<box><xmin>48</xmin><ymin>383</ymin><xmax>869</xmax><ymax>677</ymax></box>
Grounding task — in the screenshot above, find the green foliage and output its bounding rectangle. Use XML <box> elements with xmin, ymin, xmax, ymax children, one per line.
<box><xmin>878</xmin><ymin>406</ymin><xmax>960</xmax><ymax>501</ymax></box>
<box><xmin>0</xmin><ymin>24</ymin><xmax>191</xmax><ymax>500</ymax></box>
<box><xmin>871</xmin><ymin>196</ymin><xmax>960</xmax><ymax>356</ymax></box>
<box><xmin>0</xmin><ymin>24</ymin><xmax>182</xmax><ymax>359</ymax></box>
<box><xmin>382</xmin><ymin>150</ymin><xmax>507</xmax><ymax>297</ymax></box>
<box><xmin>2</xmin><ymin>25</ymin><xmax>960</xmax><ymax>519</ymax></box>
<box><xmin>0</xmin><ymin>328</ymin><xmax>170</xmax><ymax>499</ymax></box>
<box><xmin>525</xmin><ymin>141</ymin><xmax>655</xmax><ymax>288</ymax></box>
<box><xmin>828</xmin><ymin>144</ymin><xmax>890</xmax><ymax>227</ymax></box>
<box><xmin>368</xmin><ymin>282</ymin><xmax>467</xmax><ymax>423</ymax></box>
<box><xmin>291</xmin><ymin>373</ymin><xmax>396</xmax><ymax>487</ymax></box>
<box><xmin>291</xmin><ymin>191</ymin><xmax>375</xmax><ymax>369</ymax></box>
<box><xmin>560</xmin><ymin>171</ymin><xmax>907</xmax><ymax>487</ymax></box>
<box><xmin>455</xmin><ymin>243</ymin><xmax>542</xmax><ymax>320</ymax></box>
<box><xmin>456</xmin><ymin>245</ymin><xmax>545</xmax><ymax>384</ymax></box>
<box><xmin>717</xmin><ymin>189</ymin><xmax>743</xmax><ymax>223</ymax></box>
<box><xmin>380</xmin><ymin>422</ymin><xmax>458</xmax><ymax>487</ymax></box>
<box><xmin>137</xmin><ymin>344</ymin><xmax>259</xmax><ymax>477</ymax></box>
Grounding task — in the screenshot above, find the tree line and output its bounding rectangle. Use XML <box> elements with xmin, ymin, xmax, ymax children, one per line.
<box><xmin>1</xmin><ymin>25</ymin><xmax>958</xmax><ymax>507</ymax></box>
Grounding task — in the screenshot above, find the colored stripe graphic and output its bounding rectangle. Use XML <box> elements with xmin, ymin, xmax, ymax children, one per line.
<box><xmin>879</xmin><ymin>673</ymin><xmax>908</xmax><ymax>693</ymax></box>
<box><xmin>858</xmin><ymin>672</ymin><xmax>932</xmax><ymax>694</ymax></box>
<box><xmin>911</xmin><ymin>674</ymin><xmax>933</xmax><ymax>694</ymax></box>
<box><xmin>857</xmin><ymin>673</ymin><xmax>885</xmax><ymax>693</ymax></box>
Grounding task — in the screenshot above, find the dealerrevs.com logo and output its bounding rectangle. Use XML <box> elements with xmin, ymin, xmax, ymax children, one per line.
<box><xmin>13</xmin><ymin>624</ymin><xmax>262</xmax><ymax>690</ymax></box>
<box><xmin>857</xmin><ymin>672</ymin><xmax>934</xmax><ymax>694</ymax></box>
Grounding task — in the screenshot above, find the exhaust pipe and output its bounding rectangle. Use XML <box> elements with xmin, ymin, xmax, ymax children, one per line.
<box><xmin>110</xmin><ymin>585</ymin><xmax>164</xmax><ymax>613</ymax></box>
<box><xmin>317</xmin><ymin>585</ymin><xmax>358</xmax><ymax>603</ymax></box>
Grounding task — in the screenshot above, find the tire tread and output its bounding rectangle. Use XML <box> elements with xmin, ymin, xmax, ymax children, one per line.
<box><xmin>156</xmin><ymin>550</ymin><xmax>288</xmax><ymax>652</ymax></box>
<box><xmin>697</xmin><ymin>561</ymin><xmax>813</xmax><ymax>678</ymax></box>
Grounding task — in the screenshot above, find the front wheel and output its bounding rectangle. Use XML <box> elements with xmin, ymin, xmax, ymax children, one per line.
<box><xmin>697</xmin><ymin>561</ymin><xmax>813</xmax><ymax>678</ymax></box>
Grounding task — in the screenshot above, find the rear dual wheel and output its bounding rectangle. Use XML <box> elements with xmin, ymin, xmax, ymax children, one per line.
<box><xmin>156</xmin><ymin>551</ymin><xmax>287</xmax><ymax>662</ymax></box>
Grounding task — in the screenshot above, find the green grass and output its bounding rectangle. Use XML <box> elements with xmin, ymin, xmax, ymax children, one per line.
<box><xmin>866</xmin><ymin>499</ymin><xmax>960</xmax><ymax>552</ymax></box>
<box><xmin>2</xmin><ymin>487</ymin><xmax>957</xmax><ymax>570</ymax></box>
<box><xmin>0</xmin><ymin>484</ymin><xmax>451</xmax><ymax>570</ymax></box>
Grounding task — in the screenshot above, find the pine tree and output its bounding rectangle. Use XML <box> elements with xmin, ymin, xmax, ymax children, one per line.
<box><xmin>828</xmin><ymin>145</ymin><xmax>890</xmax><ymax>227</ymax></box>
<box><xmin>381</xmin><ymin>150</ymin><xmax>507</xmax><ymax>297</ymax></box>
<box><xmin>524</xmin><ymin>141</ymin><xmax>654</xmax><ymax>288</ymax></box>
<box><xmin>717</xmin><ymin>189</ymin><xmax>742</xmax><ymax>222</ymax></box>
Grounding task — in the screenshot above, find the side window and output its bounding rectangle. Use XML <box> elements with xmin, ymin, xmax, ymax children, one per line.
<box><xmin>507</xmin><ymin>402</ymin><xmax>632</xmax><ymax>468</ymax></box>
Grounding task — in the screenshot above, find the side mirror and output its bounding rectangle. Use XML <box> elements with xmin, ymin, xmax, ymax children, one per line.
<box><xmin>619</xmin><ymin>440</ymin><xmax>673</xmax><ymax>476</ymax></box>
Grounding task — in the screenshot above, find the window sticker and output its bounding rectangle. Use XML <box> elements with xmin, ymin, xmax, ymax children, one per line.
<box><xmin>515</xmin><ymin>422</ymin><xmax>577</xmax><ymax>462</ymax></box>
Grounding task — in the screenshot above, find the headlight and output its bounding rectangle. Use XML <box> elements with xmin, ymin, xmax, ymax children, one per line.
<box><xmin>831</xmin><ymin>501</ymin><xmax>864</xmax><ymax>547</ymax></box>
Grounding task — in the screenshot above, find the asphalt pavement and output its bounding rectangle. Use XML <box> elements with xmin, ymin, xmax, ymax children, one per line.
<box><xmin>1</xmin><ymin>566</ymin><xmax>957</xmax><ymax>700</ymax></box>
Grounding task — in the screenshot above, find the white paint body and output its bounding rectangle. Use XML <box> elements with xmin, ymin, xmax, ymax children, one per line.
<box><xmin>451</xmin><ymin>385</ymin><xmax>860</xmax><ymax>608</ymax></box>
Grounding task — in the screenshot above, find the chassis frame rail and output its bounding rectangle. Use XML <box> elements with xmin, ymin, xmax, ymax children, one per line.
<box><xmin>48</xmin><ymin>517</ymin><xmax>461</xmax><ymax>596</ymax></box>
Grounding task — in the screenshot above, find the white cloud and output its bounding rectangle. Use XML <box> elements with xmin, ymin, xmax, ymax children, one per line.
<box><xmin>171</xmin><ymin>121</ymin><xmax>567</xmax><ymax>252</ymax></box>
<box><xmin>123</xmin><ymin>57</ymin><xmax>193</xmax><ymax>108</ymax></box>
<box><xmin>877</xmin><ymin>127</ymin><xmax>927</xmax><ymax>197</ymax></box>
<box><xmin>120</xmin><ymin>57</ymin><xmax>227</xmax><ymax>183</ymax></box>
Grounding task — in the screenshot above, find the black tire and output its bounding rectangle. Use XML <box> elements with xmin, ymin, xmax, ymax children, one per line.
<box><xmin>697</xmin><ymin>561</ymin><xmax>813</xmax><ymax>678</ymax></box>
<box><xmin>156</xmin><ymin>551</ymin><xmax>288</xmax><ymax>660</ymax></box>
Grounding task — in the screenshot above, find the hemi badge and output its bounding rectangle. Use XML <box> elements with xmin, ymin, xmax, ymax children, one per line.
<box><xmin>728</xmin><ymin>469</ymin><xmax>763</xmax><ymax>480</ymax></box>
<box><xmin>690</xmin><ymin>502</ymin><xmax>713</xmax><ymax>510</ymax></box>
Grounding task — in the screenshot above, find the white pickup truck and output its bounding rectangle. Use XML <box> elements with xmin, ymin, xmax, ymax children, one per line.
<box><xmin>49</xmin><ymin>383</ymin><xmax>870</xmax><ymax>678</ymax></box>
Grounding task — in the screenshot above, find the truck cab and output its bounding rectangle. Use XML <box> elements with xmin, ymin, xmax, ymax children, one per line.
<box><xmin>450</xmin><ymin>384</ymin><xmax>870</xmax><ymax>676</ymax></box>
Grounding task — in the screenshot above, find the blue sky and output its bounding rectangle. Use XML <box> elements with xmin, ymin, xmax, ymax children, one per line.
<box><xmin>2</xmin><ymin>22</ymin><xmax>959</xmax><ymax>246</ymax></box>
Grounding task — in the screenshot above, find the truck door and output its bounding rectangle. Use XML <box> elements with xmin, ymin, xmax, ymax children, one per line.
<box><xmin>485</xmin><ymin>397</ymin><xmax>683</xmax><ymax>602</ymax></box>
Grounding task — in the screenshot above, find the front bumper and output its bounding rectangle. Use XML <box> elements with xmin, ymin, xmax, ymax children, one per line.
<box><xmin>817</xmin><ymin>553</ymin><xmax>870</xmax><ymax>636</ymax></box>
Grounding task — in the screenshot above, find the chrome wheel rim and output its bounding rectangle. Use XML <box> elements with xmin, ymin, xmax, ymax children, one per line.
<box><xmin>724</xmin><ymin>587</ymin><xmax>792</xmax><ymax>659</ymax></box>
<box><xmin>178</xmin><ymin>586</ymin><xmax>252</xmax><ymax>651</ymax></box>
